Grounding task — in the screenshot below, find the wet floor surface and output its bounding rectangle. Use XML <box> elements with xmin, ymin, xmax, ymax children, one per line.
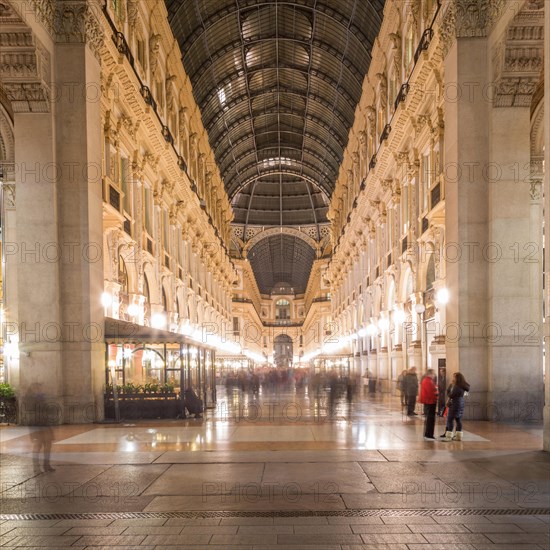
<box><xmin>1</xmin><ymin>387</ymin><xmax>548</xmax><ymax>548</ymax></box>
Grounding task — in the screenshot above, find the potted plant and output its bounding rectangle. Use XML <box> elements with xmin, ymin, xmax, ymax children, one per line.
<box><xmin>0</xmin><ymin>382</ymin><xmax>17</xmax><ymax>424</ymax></box>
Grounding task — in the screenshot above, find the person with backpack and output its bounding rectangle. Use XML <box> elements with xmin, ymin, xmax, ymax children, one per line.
<box><xmin>441</xmin><ymin>372</ymin><xmax>470</xmax><ymax>441</ymax></box>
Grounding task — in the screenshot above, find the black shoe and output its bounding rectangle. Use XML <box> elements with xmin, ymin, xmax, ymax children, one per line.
<box><xmin>424</xmin><ymin>436</ymin><xmax>436</xmax><ymax>440</ymax></box>
<box><xmin>439</xmin><ymin>433</ymin><xmax>447</xmax><ymax>438</ymax></box>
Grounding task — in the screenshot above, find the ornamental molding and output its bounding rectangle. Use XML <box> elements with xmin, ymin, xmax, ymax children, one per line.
<box><xmin>2</xmin><ymin>81</ymin><xmax>49</xmax><ymax>112</ymax></box>
<box><xmin>0</xmin><ymin>3</ymin><xmax>51</xmax><ymax>112</ymax></box>
<box><xmin>529</xmin><ymin>180</ymin><xmax>542</xmax><ymax>201</ymax></box>
<box><xmin>54</xmin><ymin>1</ymin><xmax>104</xmax><ymax>62</ymax></box>
<box><xmin>437</xmin><ymin>0</ymin><xmax>507</xmax><ymax>57</ymax></box>
<box><xmin>455</xmin><ymin>0</ymin><xmax>506</xmax><ymax>38</ymax></box>
<box><xmin>242</xmin><ymin>226</ymin><xmax>318</xmax><ymax>256</ymax></box>
<box><xmin>30</xmin><ymin>0</ymin><xmax>55</xmax><ymax>34</ymax></box>
<box><xmin>492</xmin><ymin>3</ymin><xmax>543</xmax><ymax>107</ymax></box>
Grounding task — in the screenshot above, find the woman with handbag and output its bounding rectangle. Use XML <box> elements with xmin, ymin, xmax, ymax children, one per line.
<box><xmin>441</xmin><ymin>372</ymin><xmax>470</xmax><ymax>441</ymax></box>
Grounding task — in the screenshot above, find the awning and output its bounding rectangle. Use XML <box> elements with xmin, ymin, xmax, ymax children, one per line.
<box><xmin>104</xmin><ymin>318</ymin><xmax>216</xmax><ymax>350</ymax></box>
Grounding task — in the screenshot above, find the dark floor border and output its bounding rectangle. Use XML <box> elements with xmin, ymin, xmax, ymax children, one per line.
<box><xmin>1</xmin><ymin>509</ymin><xmax>549</xmax><ymax>520</ymax></box>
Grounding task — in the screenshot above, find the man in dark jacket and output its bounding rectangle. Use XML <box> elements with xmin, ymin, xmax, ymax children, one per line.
<box><xmin>404</xmin><ymin>367</ymin><xmax>419</xmax><ymax>416</ymax></box>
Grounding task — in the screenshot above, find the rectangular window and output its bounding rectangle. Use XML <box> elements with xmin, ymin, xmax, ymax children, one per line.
<box><xmin>163</xmin><ymin>210</ymin><xmax>170</xmax><ymax>251</ymax></box>
<box><xmin>232</xmin><ymin>317</ymin><xmax>239</xmax><ymax>335</ymax></box>
<box><xmin>137</xmin><ymin>38</ymin><xmax>146</xmax><ymax>70</ymax></box>
<box><xmin>422</xmin><ymin>152</ymin><xmax>431</xmax><ymax>212</ymax></box>
<box><xmin>121</xmin><ymin>157</ymin><xmax>131</xmax><ymax>214</ymax></box>
<box><xmin>156</xmin><ymin>80</ymin><xmax>164</xmax><ymax>109</ymax></box>
<box><xmin>144</xmin><ymin>186</ymin><xmax>152</xmax><ymax>235</ymax></box>
<box><xmin>401</xmin><ymin>182</ymin><xmax>409</xmax><ymax>235</ymax></box>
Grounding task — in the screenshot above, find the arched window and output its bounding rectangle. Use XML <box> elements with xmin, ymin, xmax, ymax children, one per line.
<box><xmin>142</xmin><ymin>273</ymin><xmax>151</xmax><ymax>325</ymax></box>
<box><xmin>426</xmin><ymin>253</ymin><xmax>435</xmax><ymax>290</ymax></box>
<box><xmin>118</xmin><ymin>255</ymin><xmax>129</xmax><ymax>294</ymax></box>
<box><xmin>405</xmin><ymin>25</ymin><xmax>415</xmax><ymax>72</ymax></box>
<box><xmin>275</xmin><ymin>299</ymin><xmax>290</xmax><ymax>320</ymax></box>
<box><xmin>162</xmin><ymin>287</ymin><xmax>168</xmax><ymax>312</ymax></box>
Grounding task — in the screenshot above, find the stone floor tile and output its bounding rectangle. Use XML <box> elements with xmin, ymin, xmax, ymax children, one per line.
<box><xmin>293</xmin><ymin>524</ymin><xmax>352</xmax><ymax>533</ymax></box>
<box><xmin>220</xmin><ymin>517</ymin><xmax>274</xmax><ymax>525</ymax></box>
<box><xmin>472</xmin><ymin>545</ymin><xmax>549</xmax><ymax>550</ymax></box>
<box><xmin>1</xmin><ymin>535</ymin><xmax>81</xmax><ymax>546</ymax></box>
<box><xmin>1</xmin><ymin>527</ymin><xmax>70</xmax><ymax>537</ymax></box>
<box><xmin>62</xmin><ymin>525</ymin><xmax>127</xmax><ymax>536</ymax></box>
<box><xmin>181</xmin><ymin>524</ymin><xmax>238</xmax><ymax>534</ymax></box>
<box><xmin>421</xmin><ymin>533</ymin><xmax>492</xmax><ymax>543</ymax></box>
<box><xmin>359</xmin><ymin>533</ymin><xmax>427</xmax><ymax>544</ymax></box>
<box><xmin>380</xmin><ymin>516</ymin><xmax>436</xmax><ymax>524</ymax></box>
<box><xmin>432</xmin><ymin>516</ymin><xmax>492</xmax><ymax>524</ymax></box>
<box><xmin>517</xmin><ymin>522</ymin><xmax>550</xmax><ymax>532</ymax></box>
<box><xmin>487</xmin><ymin>515</ymin><xmax>548</xmax><ymax>523</ymax></box>
<box><xmin>350</xmin><ymin>524</ymin><xmax>412</xmax><ymax>533</ymax></box>
<box><xmin>121</xmin><ymin>525</ymin><xmax>183</xmax><ymax>535</ymax></box>
<box><xmin>327</xmin><ymin>516</ymin><xmax>384</xmax><ymax>525</ymax></box>
<box><xmin>273</xmin><ymin>516</ymin><xmax>329</xmax><ymax>524</ymax></box>
<box><xmin>464</xmin><ymin>523</ymin><xmax>526</xmax><ymax>532</ymax></box>
<box><xmin>142</xmin><ymin>533</ymin><xmax>212</xmax><ymax>545</ymax></box>
<box><xmin>275</xmin><ymin>533</ymin><xmax>363</xmax><ymax>544</ymax></box>
<box><xmin>485</xmin><ymin>532</ymin><xmax>550</xmax><ymax>544</ymax></box>
<box><xmin>405</xmin><ymin>545</ymin><xmax>476</xmax><ymax>550</ymax></box>
<box><xmin>163</xmin><ymin>518</ymin><xmax>221</xmax><ymax>526</ymax></box>
<box><xmin>50</xmin><ymin>519</ymin><xmax>115</xmax><ymax>527</ymax></box>
<box><xmin>71</xmin><ymin>534</ymin><xmax>146</xmax><ymax>546</ymax></box>
<box><xmin>253</xmin><ymin>546</ymin><xmax>340</xmax><ymax>550</ymax></box>
<box><xmin>340</xmin><ymin>545</ymin><xmax>409</xmax><ymax>550</ymax></box>
<box><xmin>210</xmin><ymin>534</ymin><xmax>278</xmax><ymax>545</ymax></box>
<box><xmin>0</xmin><ymin>520</ymin><xmax>61</xmax><ymax>530</ymax></box>
<box><xmin>408</xmin><ymin>523</ymin><xmax>475</xmax><ymax>533</ymax></box>
<box><xmin>110</xmin><ymin>518</ymin><xmax>168</xmax><ymax>527</ymax></box>
<box><xmin>236</xmin><ymin>525</ymin><xmax>294</xmax><ymax>534</ymax></box>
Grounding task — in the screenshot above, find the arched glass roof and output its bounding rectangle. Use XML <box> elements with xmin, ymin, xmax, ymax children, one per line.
<box><xmin>247</xmin><ymin>234</ymin><xmax>316</xmax><ymax>295</ymax></box>
<box><xmin>166</xmin><ymin>0</ymin><xmax>385</xmax><ymax>228</ymax></box>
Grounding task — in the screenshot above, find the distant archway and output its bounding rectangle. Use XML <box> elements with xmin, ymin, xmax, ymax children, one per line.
<box><xmin>274</xmin><ymin>334</ymin><xmax>293</xmax><ymax>368</ymax></box>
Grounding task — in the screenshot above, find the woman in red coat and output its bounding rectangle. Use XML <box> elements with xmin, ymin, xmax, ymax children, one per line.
<box><xmin>419</xmin><ymin>369</ymin><xmax>438</xmax><ymax>440</ymax></box>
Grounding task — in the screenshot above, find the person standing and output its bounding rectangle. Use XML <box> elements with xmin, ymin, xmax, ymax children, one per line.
<box><xmin>397</xmin><ymin>369</ymin><xmax>407</xmax><ymax>407</ymax></box>
<box><xmin>419</xmin><ymin>369</ymin><xmax>438</xmax><ymax>439</ymax></box>
<box><xmin>442</xmin><ymin>372</ymin><xmax>470</xmax><ymax>441</ymax></box>
<box><xmin>404</xmin><ymin>367</ymin><xmax>419</xmax><ymax>416</ymax></box>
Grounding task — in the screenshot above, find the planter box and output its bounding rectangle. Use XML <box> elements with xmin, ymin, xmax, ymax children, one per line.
<box><xmin>104</xmin><ymin>393</ymin><xmax>183</xmax><ymax>420</ymax></box>
<box><xmin>0</xmin><ymin>397</ymin><xmax>17</xmax><ymax>424</ymax></box>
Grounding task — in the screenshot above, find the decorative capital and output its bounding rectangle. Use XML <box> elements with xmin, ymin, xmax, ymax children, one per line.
<box><xmin>54</xmin><ymin>1</ymin><xmax>104</xmax><ymax>62</ymax></box>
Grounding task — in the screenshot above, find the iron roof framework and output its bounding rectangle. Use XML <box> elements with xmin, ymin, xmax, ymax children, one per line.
<box><xmin>166</xmin><ymin>0</ymin><xmax>384</xmax><ymax>293</ymax></box>
<box><xmin>247</xmin><ymin>234</ymin><xmax>317</xmax><ymax>295</ymax></box>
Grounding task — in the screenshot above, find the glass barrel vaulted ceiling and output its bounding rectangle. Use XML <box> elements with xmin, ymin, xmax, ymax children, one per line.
<box><xmin>166</xmin><ymin>0</ymin><xmax>385</xmax><ymax>293</ymax></box>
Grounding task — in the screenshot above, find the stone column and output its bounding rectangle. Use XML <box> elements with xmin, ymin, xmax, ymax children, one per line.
<box><xmin>14</xmin><ymin>0</ymin><xmax>105</xmax><ymax>423</ymax></box>
<box><xmin>487</xmin><ymin>105</ymin><xmax>543</xmax><ymax>421</ymax></box>
<box><xmin>444</xmin><ymin>30</ymin><xmax>490</xmax><ymax>419</ymax></box>
<box><xmin>544</xmin><ymin>1</ymin><xmax>550</xmax><ymax>451</ymax></box>
<box><xmin>54</xmin><ymin>0</ymin><xmax>105</xmax><ymax>423</ymax></box>
<box><xmin>14</xmin><ymin>108</ymin><xmax>65</xmax><ymax>423</ymax></box>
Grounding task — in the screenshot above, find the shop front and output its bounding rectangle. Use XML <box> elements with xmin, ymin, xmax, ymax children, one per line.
<box><xmin>104</xmin><ymin>319</ymin><xmax>216</xmax><ymax>420</ymax></box>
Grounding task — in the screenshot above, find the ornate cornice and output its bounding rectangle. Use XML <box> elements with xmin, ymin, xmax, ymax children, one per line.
<box><xmin>54</xmin><ymin>1</ymin><xmax>104</xmax><ymax>62</ymax></box>
<box><xmin>438</xmin><ymin>0</ymin><xmax>507</xmax><ymax>58</ymax></box>
<box><xmin>492</xmin><ymin>2</ymin><xmax>544</xmax><ymax>107</ymax></box>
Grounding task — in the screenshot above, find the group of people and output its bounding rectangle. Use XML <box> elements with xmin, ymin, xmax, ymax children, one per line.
<box><xmin>398</xmin><ymin>367</ymin><xmax>471</xmax><ymax>441</ymax></box>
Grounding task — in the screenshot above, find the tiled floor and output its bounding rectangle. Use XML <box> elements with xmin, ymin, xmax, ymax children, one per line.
<box><xmin>1</xmin><ymin>387</ymin><xmax>549</xmax><ymax>548</ymax></box>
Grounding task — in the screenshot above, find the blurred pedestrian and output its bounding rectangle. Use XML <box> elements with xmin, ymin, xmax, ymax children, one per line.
<box><xmin>419</xmin><ymin>369</ymin><xmax>438</xmax><ymax>440</ymax></box>
<box><xmin>404</xmin><ymin>367</ymin><xmax>419</xmax><ymax>416</ymax></box>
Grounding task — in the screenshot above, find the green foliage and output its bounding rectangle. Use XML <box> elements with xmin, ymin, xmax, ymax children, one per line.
<box><xmin>0</xmin><ymin>383</ymin><xmax>15</xmax><ymax>400</ymax></box>
<box><xmin>104</xmin><ymin>382</ymin><xmax>175</xmax><ymax>395</ymax></box>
